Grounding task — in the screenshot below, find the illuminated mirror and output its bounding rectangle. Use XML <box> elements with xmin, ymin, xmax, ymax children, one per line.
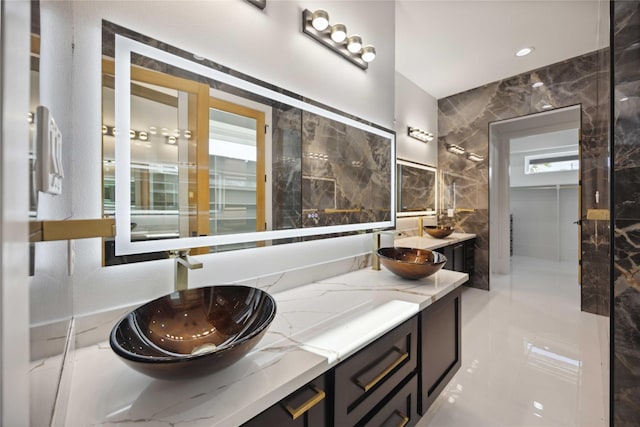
<box><xmin>396</xmin><ymin>159</ymin><xmax>436</xmax><ymax>217</ymax></box>
<box><xmin>102</xmin><ymin>23</ymin><xmax>395</xmax><ymax>260</ymax></box>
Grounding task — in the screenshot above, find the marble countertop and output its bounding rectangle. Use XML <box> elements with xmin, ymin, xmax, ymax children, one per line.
<box><xmin>65</xmin><ymin>267</ymin><xmax>468</xmax><ymax>426</ymax></box>
<box><xmin>395</xmin><ymin>232</ymin><xmax>476</xmax><ymax>250</ymax></box>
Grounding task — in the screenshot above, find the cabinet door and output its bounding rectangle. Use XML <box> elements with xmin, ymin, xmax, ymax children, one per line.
<box><xmin>334</xmin><ymin>316</ymin><xmax>418</xmax><ymax>427</ymax></box>
<box><xmin>419</xmin><ymin>287</ymin><xmax>462</xmax><ymax>415</ymax></box>
<box><xmin>435</xmin><ymin>246</ymin><xmax>454</xmax><ymax>270</ymax></box>
<box><xmin>242</xmin><ymin>373</ymin><xmax>328</xmax><ymax>427</ymax></box>
<box><xmin>452</xmin><ymin>243</ymin><xmax>465</xmax><ymax>272</ymax></box>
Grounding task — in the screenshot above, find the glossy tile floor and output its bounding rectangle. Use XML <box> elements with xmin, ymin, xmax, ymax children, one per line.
<box><xmin>418</xmin><ymin>256</ymin><xmax>609</xmax><ymax>427</ymax></box>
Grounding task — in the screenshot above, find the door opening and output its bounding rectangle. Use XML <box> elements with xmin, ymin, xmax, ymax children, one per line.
<box><xmin>489</xmin><ymin>105</ymin><xmax>582</xmax><ymax>285</ymax></box>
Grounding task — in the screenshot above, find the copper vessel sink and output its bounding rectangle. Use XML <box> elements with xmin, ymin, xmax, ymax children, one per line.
<box><xmin>110</xmin><ymin>285</ymin><xmax>276</xmax><ymax>380</ymax></box>
<box><xmin>423</xmin><ymin>225</ymin><xmax>454</xmax><ymax>239</ymax></box>
<box><xmin>377</xmin><ymin>247</ymin><xmax>447</xmax><ymax>280</ymax></box>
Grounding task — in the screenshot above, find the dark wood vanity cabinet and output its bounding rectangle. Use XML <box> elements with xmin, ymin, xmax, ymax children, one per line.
<box><xmin>333</xmin><ymin>316</ymin><xmax>418</xmax><ymax>427</ymax></box>
<box><xmin>436</xmin><ymin>238</ymin><xmax>475</xmax><ymax>282</ymax></box>
<box><xmin>243</xmin><ymin>288</ymin><xmax>462</xmax><ymax>427</ymax></box>
<box><xmin>241</xmin><ymin>373</ymin><xmax>329</xmax><ymax>427</ymax></box>
<box><xmin>418</xmin><ymin>286</ymin><xmax>462</xmax><ymax>415</ymax></box>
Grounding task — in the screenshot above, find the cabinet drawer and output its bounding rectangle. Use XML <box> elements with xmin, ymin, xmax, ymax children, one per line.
<box><xmin>334</xmin><ymin>316</ymin><xmax>418</xmax><ymax>427</ymax></box>
<box><xmin>359</xmin><ymin>373</ymin><xmax>418</xmax><ymax>427</ymax></box>
<box><xmin>242</xmin><ymin>373</ymin><xmax>328</xmax><ymax>427</ymax></box>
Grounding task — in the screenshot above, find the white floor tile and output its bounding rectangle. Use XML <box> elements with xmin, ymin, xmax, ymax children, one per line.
<box><xmin>417</xmin><ymin>256</ymin><xmax>609</xmax><ymax>427</ymax></box>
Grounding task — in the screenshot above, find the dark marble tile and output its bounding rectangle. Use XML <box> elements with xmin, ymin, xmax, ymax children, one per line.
<box><xmin>438</xmin><ymin>48</ymin><xmax>610</xmax><ymax>307</ymax></box>
<box><xmin>612</xmin><ymin>2</ymin><xmax>640</xmax><ymax>424</ymax></box>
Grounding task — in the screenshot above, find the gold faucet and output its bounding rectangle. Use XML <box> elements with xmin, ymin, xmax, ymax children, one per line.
<box><xmin>418</xmin><ymin>217</ymin><xmax>423</xmax><ymax>237</ymax></box>
<box><xmin>171</xmin><ymin>249</ymin><xmax>203</xmax><ymax>291</ymax></box>
<box><xmin>372</xmin><ymin>231</ymin><xmax>381</xmax><ymax>270</ymax></box>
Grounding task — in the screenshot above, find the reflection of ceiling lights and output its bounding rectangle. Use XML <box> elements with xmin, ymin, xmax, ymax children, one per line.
<box><xmin>302</xmin><ymin>9</ymin><xmax>376</xmax><ymax>70</ymax></box>
<box><xmin>408</xmin><ymin>126</ymin><xmax>434</xmax><ymax>142</ymax></box>
<box><xmin>532</xmin><ymin>81</ymin><xmax>544</xmax><ymax>88</ymax></box>
<box><xmin>446</xmin><ymin>144</ymin><xmax>465</xmax><ymax>155</ymax></box>
<box><xmin>620</xmin><ymin>97</ymin><xmax>629</xmax><ymax>102</ymax></box>
<box><xmin>542</xmin><ymin>104</ymin><xmax>553</xmax><ymax>109</ymax></box>
<box><xmin>466</xmin><ymin>152</ymin><xmax>484</xmax><ymax>162</ymax></box>
<box><xmin>516</xmin><ymin>46</ymin><xmax>535</xmax><ymax>57</ymax></box>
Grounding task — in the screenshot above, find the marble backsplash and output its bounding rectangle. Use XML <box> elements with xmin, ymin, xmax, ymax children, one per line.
<box><xmin>612</xmin><ymin>1</ymin><xmax>640</xmax><ymax>424</ymax></box>
<box><xmin>438</xmin><ymin>49</ymin><xmax>610</xmax><ymax>314</ymax></box>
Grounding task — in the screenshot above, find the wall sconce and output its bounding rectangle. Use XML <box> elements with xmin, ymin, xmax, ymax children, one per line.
<box><xmin>466</xmin><ymin>152</ymin><xmax>484</xmax><ymax>162</ymax></box>
<box><xmin>408</xmin><ymin>126</ymin><xmax>434</xmax><ymax>142</ymax></box>
<box><xmin>446</xmin><ymin>143</ymin><xmax>466</xmax><ymax>155</ymax></box>
<box><xmin>302</xmin><ymin>9</ymin><xmax>375</xmax><ymax>70</ymax></box>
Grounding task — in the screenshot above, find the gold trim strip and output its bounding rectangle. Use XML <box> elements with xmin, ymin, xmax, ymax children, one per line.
<box><xmin>30</xmin><ymin>218</ymin><xmax>115</xmax><ymax>242</ymax></box>
<box><xmin>283</xmin><ymin>385</ymin><xmax>326</xmax><ymax>420</ymax></box>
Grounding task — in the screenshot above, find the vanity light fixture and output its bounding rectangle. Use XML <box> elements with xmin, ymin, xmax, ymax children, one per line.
<box><xmin>302</xmin><ymin>9</ymin><xmax>375</xmax><ymax>70</ymax></box>
<box><xmin>516</xmin><ymin>46</ymin><xmax>534</xmax><ymax>57</ymax></box>
<box><xmin>446</xmin><ymin>143</ymin><xmax>466</xmax><ymax>155</ymax></box>
<box><xmin>466</xmin><ymin>152</ymin><xmax>484</xmax><ymax>162</ymax></box>
<box><xmin>408</xmin><ymin>126</ymin><xmax>434</xmax><ymax>142</ymax></box>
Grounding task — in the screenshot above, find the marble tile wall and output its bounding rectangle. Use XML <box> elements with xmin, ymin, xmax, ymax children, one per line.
<box><xmin>301</xmin><ymin>111</ymin><xmax>392</xmax><ymax>228</ymax></box>
<box><xmin>438</xmin><ymin>50</ymin><xmax>610</xmax><ymax>315</ymax></box>
<box><xmin>612</xmin><ymin>1</ymin><xmax>640</xmax><ymax>424</ymax></box>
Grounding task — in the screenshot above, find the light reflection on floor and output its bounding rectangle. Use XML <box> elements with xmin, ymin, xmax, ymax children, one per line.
<box><xmin>417</xmin><ymin>256</ymin><xmax>609</xmax><ymax>427</ymax></box>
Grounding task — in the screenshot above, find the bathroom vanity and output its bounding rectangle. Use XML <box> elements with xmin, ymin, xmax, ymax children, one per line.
<box><xmin>64</xmin><ymin>265</ymin><xmax>468</xmax><ymax>426</ymax></box>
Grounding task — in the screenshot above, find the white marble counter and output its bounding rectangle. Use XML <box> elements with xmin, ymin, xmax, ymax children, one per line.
<box><xmin>64</xmin><ymin>267</ymin><xmax>468</xmax><ymax>426</ymax></box>
<box><xmin>395</xmin><ymin>232</ymin><xmax>476</xmax><ymax>250</ymax></box>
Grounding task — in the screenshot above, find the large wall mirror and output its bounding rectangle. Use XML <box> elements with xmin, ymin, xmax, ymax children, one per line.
<box><xmin>102</xmin><ymin>22</ymin><xmax>395</xmax><ymax>262</ymax></box>
<box><xmin>396</xmin><ymin>159</ymin><xmax>436</xmax><ymax>217</ymax></box>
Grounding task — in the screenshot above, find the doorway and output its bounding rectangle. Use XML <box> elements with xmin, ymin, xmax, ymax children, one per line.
<box><xmin>489</xmin><ymin>105</ymin><xmax>581</xmax><ymax>281</ymax></box>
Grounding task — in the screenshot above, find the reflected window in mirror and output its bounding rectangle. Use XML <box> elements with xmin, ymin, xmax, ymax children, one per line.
<box><xmin>397</xmin><ymin>159</ymin><xmax>437</xmax><ymax>217</ymax></box>
<box><xmin>101</xmin><ymin>21</ymin><xmax>394</xmax><ymax>264</ymax></box>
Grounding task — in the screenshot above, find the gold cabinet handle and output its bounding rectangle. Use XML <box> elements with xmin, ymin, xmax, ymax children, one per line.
<box><xmin>283</xmin><ymin>385</ymin><xmax>325</xmax><ymax>420</ymax></box>
<box><xmin>355</xmin><ymin>350</ymin><xmax>409</xmax><ymax>392</ymax></box>
<box><xmin>393</xmin><ymin>410</ymin><xmax>410</xmax><ymax>427</ymax></box>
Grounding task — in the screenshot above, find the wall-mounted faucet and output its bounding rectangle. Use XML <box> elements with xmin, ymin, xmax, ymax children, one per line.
<box><xmin>171</xmin><ymin>249</ymin><xmax>203</xmax><ymax>292</ymax></box>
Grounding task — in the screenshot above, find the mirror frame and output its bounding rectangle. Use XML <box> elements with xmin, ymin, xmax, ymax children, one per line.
<box><xmin>114</xmin><ymin>35</ymin><xmax>396</xmax><ymax>256</ymax></box>
<box><xmin>396</xmin><ymin>159</ymin><xmax>437</xmax><ymax>218</ymax></box>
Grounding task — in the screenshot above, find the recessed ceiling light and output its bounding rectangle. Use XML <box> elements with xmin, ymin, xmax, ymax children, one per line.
<box><xmin>620</xmin><ymin>97</ymin><xmax>629</xmax><ymax>102</ymax></box>
<box><xmin>516</xmin><ymin>47</ymin><xmax>534</xmax><ymax>57</ymax></box>
<box><xmin>532</xmin><ymin>82</ymin><xmax>544</xmax><ymax>88</ymax></box>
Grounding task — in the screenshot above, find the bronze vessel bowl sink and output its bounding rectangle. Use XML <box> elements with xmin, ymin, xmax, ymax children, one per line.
<box><xmin>423</xmin><ymin>225</ymin><xmax>454</xmax><ymax>239</ymax></box>
<box><xmin>377</xmin><ymin>247</ymin><xmax>447</xmax><ymax>280</ymax></box>
<box><xmin>110</xmin><ymin>285</ymin><xmax>276</xmax><ymax>380</ymax></box>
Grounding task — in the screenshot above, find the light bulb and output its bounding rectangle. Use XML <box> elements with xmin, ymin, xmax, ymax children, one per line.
<box><xmin>347</xmin><ymin>35</ymin><xmax>362</xmax><ymax>53</ymax></box>
<box><xmin>311</xmin><ymin>10</ymin><xmax>329</xmax><ymax>31</ymax></box>
<box><xmin>330</xmin><ymin>24</ymin><xmax>347</xmax><ymax>43</ymax></box>
<box><xmin>361</xmin><ymin>45</ymin><xmax>376</xmax><ymax>62</ymax></box>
